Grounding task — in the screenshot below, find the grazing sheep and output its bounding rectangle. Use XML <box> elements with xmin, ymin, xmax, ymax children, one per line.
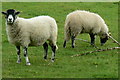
<box><xmin>2</xmin><ymin>9</ymin><xmax>58</xmax><ymax>65</ymax></box>
<box><xmin>63</xmin><ymin>10</ymin><xmax>109</xmax><ymax>48</ymax></box>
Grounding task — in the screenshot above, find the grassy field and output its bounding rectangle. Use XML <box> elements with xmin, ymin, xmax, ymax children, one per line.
<box><xmin>2</xmin><ymin>2</ymin><xmax>118</xmax><ymax>78</ymax></box>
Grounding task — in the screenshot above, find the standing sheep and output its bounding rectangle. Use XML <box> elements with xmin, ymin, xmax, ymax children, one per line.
<box><xmin>2</xmin><ymin>9</ymin><xmax>58</xmax><ymax>65</ymax></box>
<box><xmin>63</xmin><ymin>10</ymin><xmax>109</xmax><ymax>48</ymax></box>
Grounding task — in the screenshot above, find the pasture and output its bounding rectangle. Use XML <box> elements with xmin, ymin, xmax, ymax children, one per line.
<box><xmin>2</xmin><ymin>2</ymin><xmax>118</xmax><ymax>78</ymax></box>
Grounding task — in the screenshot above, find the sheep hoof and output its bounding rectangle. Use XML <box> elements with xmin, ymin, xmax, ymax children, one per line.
<box><xmin>17</xmin><ymin>61</ymin><xmax>21</xmax><ymax>64</ymax></box>
<box><xmin>90</xmin><ymin>43</ymin><xmax>94</xmax><ymax>46</ymax></box>
<box><xmin>63</xmin><ymin>41</ymin><xmax>66</xmax><ymax>48</ymax></box>
<box><xmin>26</xmin><ymin>62</ymin><xmax>31</xmax><ymax>65</ymax></box>
<box><xmin>63</xmin><ymin>46</ymin><xmax>66</xmax><ymax>48</ymax></box>
<box><xmin>44</xmin><ymin>59</ymin><xmax>47</xmax><ymax>62</ymax></box>
<box><xmin>51</xmin><ymin>59</ymin><xmax>55</xmax><ymax>62</ymax></box>
<box><xmin>16</xmin><ymin>59</ymin><xmax>21</xmax><ymax>63</ymax></box>
<box><xmin>101</xmin><ymin>43</ymin><xmax>104</xmax><ymax>46</ymax></box>
<box><xmin>63</xmin><ymin>45</ymin><xmax>66</xmax><ymax>48</ymax></box>
<box><xmin>44</xmin><ymin>56</ymin><xmax>47</xmax><ymax>60</ymax></box>
<box><xmin>44</xmin><ymin>57</ymin><xmax>47</xmax><ymax>61</ymax></box>
<box><xmin>72</xmin><ymin>46</ymin><xmax>75</xmax><ymax>48</ymax></box>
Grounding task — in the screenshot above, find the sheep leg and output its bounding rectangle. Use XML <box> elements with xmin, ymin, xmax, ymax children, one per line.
<box><xmin>43</xmin><ymin>42</ymin><xmax>48</xmax><ymax>60</ymax></box>
<box><xmin>63</xmin><ymin>27</ymin><xmax>71</xmax><ymax>48</ymax></box>
<box><xmin>63</xmin><ymin>40</ymin><xmax>66</xmax><ymax>48</ymax></box>
<box><xmin>49</xmin><ymin>43</ymin><xmax>56</xmax><ymax>62</ymax></box>
<box><xmin>16</xmin><ymin>46</ymin><xmax>21</xmax><ymax>63</ymax></box>
<box><xmin>23</xmin><ymin>47</ymin><xmax>31</xmax><ymax>65</ymax></box>
<box><xmin>71</xmin><ymin>35</ymin><xmax>75</xmax><ymax>48</ymax></box>
<box><xmin>89</xmin><ymin>33</ymin><xmax>95</xmax><ymax>45</ymax></box>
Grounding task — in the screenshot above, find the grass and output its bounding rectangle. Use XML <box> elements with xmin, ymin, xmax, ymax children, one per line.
<box><xmin>2</xmin><ymin>2</ymin><xmax>118</xmax><ymax>78</ymax></box>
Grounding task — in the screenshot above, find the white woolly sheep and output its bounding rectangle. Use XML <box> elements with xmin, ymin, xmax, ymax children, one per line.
<box><xmin>2</xmin><ymin>9</ymin><xmax>58</xmax><ymax>65</ymax></box>
<box><xmin>63</xmin><ymin>10</ymin><xmax>109</xmax><ymax>48</ymax></box>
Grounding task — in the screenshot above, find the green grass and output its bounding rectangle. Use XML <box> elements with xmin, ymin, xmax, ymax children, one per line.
<box><xmin>2</xmin><ymin>2</ymin><xmax>118</xmax><ymax>78</ymax></box>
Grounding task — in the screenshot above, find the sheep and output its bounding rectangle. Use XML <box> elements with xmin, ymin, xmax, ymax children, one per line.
<box><xmin>2</xmin><ymin>9</ymin><xmax>58</xmax><ymax>65</ymax></box>
<box><xmin>63</xmin><ymin>10</ymin><xmax>109</xmax><ymax>48</ymax></box>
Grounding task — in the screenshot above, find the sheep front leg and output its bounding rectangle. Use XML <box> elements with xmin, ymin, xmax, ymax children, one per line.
<box><xmin>89</xmin><ymin>33</ymin><xmax>95</xmax><ymax>45</ymax></box>
<box><xmin>49</xmin><ymin>43</ymin><xmax>56</xmax><ymax>62</ymax></box>
<box><xmin>16</xmin><ymin>46</ymin><xmax>21</xmax><ymax>63</ymax></box>
<box><xmin>43</xmin><ymin>42</ymin><xmax>48</xmax><ymax>60</ymax></box>
<box><xmin>23</xmin><ymin>47</ymin><xmax>31</xmax><ymax>65</ymax></box>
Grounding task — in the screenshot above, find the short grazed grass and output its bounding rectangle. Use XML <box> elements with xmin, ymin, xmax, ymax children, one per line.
<box><xmin>2</xmin><ymin>2</ymin><xmax>118</xmax><ymax>78</ymax></box>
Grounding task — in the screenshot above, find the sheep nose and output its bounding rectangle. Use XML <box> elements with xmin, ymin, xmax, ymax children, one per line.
<box><xmin>9</xmin><ymin>18</ymin><xmax>12</xmax><ymax>21</ymax></box>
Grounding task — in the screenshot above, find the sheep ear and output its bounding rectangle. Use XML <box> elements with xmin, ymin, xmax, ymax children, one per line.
<box><xmin>1</xmin><ymin>12</ymin><xmax>7</xmax><ymax>15</ymax></box>
<box><xmin>15</xmin><ymin>11</ymin><xmax>20</xmax><ymax>15</ymax></box>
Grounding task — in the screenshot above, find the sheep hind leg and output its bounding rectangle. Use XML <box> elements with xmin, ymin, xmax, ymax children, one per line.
<box><xmin>23</xmin><ymin>47</ymin><xmax>31</xmax><ymax>65</ymax></box>
<box><xmin>89</xmin><ymin>33</ymin><xmax>95</xmax><ymax>45</ymax></box>
<box><xmin>16</xmin><ymin>46</ymin><xmax>21</xmax><ymax>63</ymax></box>
<box><xmin>63</xmin><ymin>40</ymin><xmax>66</xmax><ymax>48</ymax></box>
<box><xmin>49</xmin><ymin>43</ymin><xmax>56</xmax><ymax>62</ymax></box>
<box><xmin>63</xmin><ymin>28</ymin><xmax>71</xmax><ymax>48</ymax></box>
<box><xmin>43</xmin><ymin>42</ymin><xmax>48</xmax><ymax>60</ymax></box>
<box><xmin>63</xmin><ymin>38</ymin><xmax>71</xmax><ymax>48</ymax></box>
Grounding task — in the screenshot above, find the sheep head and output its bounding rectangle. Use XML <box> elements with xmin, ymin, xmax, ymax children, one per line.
<box><xmin>100</xmin><ymin>33</ymin><xmax>108</xmax><ymax>46</ymax></box>
<box><xmin>2</xmin><ymin>9</ymin><xmax>20</xmax><ymax>25</ymax></box>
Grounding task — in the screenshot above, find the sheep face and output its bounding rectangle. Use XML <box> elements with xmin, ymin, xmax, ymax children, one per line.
<box><xmin>100</xmin><ymin>34</ymin><xmax>108</xmax><ymax>46</ymax></box>
<box><xmin>2</xmin><ymin>9</ymin><xmax>20</xmax><ymax>24</ymax></box>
